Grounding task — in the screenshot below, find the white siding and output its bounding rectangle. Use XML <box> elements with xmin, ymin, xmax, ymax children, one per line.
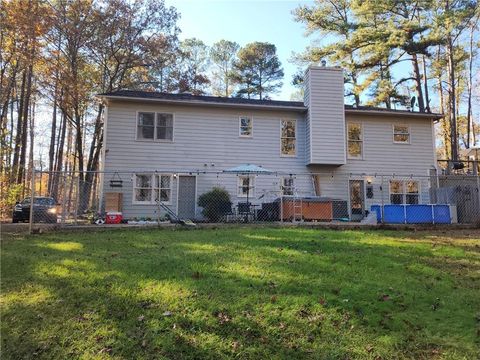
<box><xmin>102</xmin><ymin>99</ymin><xmax>436</xmax><ymax>219</ymax></box>
<box><xmin>309</xmin><ymin>113</ymin><xmax>436</xmax><ymax>212</ymax></box>
<box><xmin>103</xmin><ymin>101</ymin><xmax>306</xmax><ymax>218</ymax></box>
<box><xmin>304</xmin><ymin>66</ymin><xmax>346</xmax><ymax>165</ymax></box>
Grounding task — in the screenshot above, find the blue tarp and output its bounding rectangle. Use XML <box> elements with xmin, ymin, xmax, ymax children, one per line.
<box><xmin>223</xmin><ymin>164</ymin><xmax>273</xmax><ymax>174</ymax></box>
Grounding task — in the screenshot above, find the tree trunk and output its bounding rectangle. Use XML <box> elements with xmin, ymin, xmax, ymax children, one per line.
<box><xmin>28</xmin><ymin>98</ymin><xmax>35</xmax><ymax>196</ymax></box>
<box><xmin>411</xmin><ymin>54</ymin><xmax>425</xmax><ymax>112</ymax></box>
<box><xmin>11</xmin><ymin>71</ymin><xmax>26</xmax><ymax>183</ymax></box>
<box><xmin>466</xmin><ymin>23</ymin><xmax>474</xmax><ymax>149</ymax></box>
<box><xmin>351</xmin><ymin>70</ymin><xmax>360</xmax><ymax>107</ymax></box>
<box><xmin>422</xmin><ymin>55</ymin><xmax>430</xmax><ymax>113</ymax></box>
<box><xmin>52</xmin><ymin>111</ymin><xmax>66</xmax><ymax>200</ymax></box>
<box><xmin>48</xmin><ymin>37</ymin><xmax>61</xmax><ymax>194</ymax></box>
<box><xmin>447</xmin><ymin>37</ymin><xmax>458</xmax><ymax>161</ymax></box>
<box><xmin>17</xmin><ymin>64</ymin><xmax>33</xmax><ymax>185</ymax></box>
<box><xmin>79</xmin><ymin>103</ymin><xmax>104</xmax><ymax>213</ymax></box>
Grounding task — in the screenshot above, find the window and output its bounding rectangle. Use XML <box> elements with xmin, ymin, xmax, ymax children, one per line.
<box><xmin>237</xmin><ymin>176</ymin><xmax>254</xmax><ymax>197</ymax></box>
<box><xmin>281</xmin><ymin>177</ymin><xmax>295</xmax><ymax>195</ymax></box>
<box><xmin>239</xmin><ymin>116</ymin><xmax>252</xmax><ymax>137</ymax></box>
<box><xmin>136</xmin><ymin>112</ymin><xmax>173</xmax><ymax>141</ymax></box>
<box><xmin>393</xmin><ymin>125</ymin><xmax>410</xmax><ymax>143</ymax></box>
<box><xmin>281</xmin><ymin>119</ymin><xmax>296</xmax><ymax>156</ymax></box>
<box><xmin>347</xmin><ymin>122</ymin><xmax>363</xmax><ymax>159</ymax></box>
<box><xmin>137</xmin><ymin>113</ymin><xmax>155</xmax><ymax>140</ymax></box>
<box><xmin>405</xmin><ymin>180</ymin><xmax>419</xmax><ymax>204</ymax></box>
<box><xmin>134</xmin><ymin>174</ymin><xmax>153</xmax><ymax>202</ymax></box>
<box><xmin>157</xmin><ymin>113</ymin><xmax>174</xmax><ymax>140</ymax></box>
<box><xmin>390</xmin><ymin>180</ymin><xmax>403</xmax><ymax>204</ymax></box>
<box><xmin>154</xmin><ymin>175</ymin><xmax>172</xmax><ymax>203</ymax></box>
<box><xmin>133</xmin><ymin>174</ymin><xmax>172</xmax><ymax>204</ymax></box>
<box><xmin>389</xmin><ymin>180</ymin><xmax>419</xmax><ymax>204</ymax></box>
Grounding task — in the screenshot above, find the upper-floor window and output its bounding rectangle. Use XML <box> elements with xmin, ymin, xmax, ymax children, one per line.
<box><xmin>393</xmin><ymin>124</ymin><xmax>410</xmax><ymax>144</ymax></box>
<box><xmin>239</xmin><ymin>116</ymin><xmax>252</xmax><ymax>137</ymax></box>
<box><xmin>237</xmin><ymin>176</ymin><xmax>254</xmax><ymax>197</ymax></box>
<box><xmin>281</xmin><ymin>177</ymin><xmax>295</xmax><ymax>195</ymax></box>
<box><xmin>133</xmin><ymin>173</ymin><xmax>172</xmax><ymax>204</ymax></box>
<box><xmin>281</xmin><ymin>119</ymin><xmax>296</xmax><ymax>156</ymax></box>
<box><xmin>390</xmin><ymin>180</ymin><xmax>419</xmax><ymax>204</ymax></box>
<box><xmin>137</xmin><ymin>112</ymin><xmax>173</xmax><ymax>141</ymax></box>
<box><xmin>347</xmin><ymin>122</ymin><xmax>363</xmax><ymax>159</ymax></box>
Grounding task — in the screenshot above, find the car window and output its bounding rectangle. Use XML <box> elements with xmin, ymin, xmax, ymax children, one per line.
<box><xmin>21</xmin><ymin>198</ymin><xmax>55</xmax><ymax>205</ymax></box>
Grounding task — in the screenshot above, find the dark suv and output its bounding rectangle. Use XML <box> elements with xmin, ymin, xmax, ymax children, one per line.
<box><xmin>12</xmin><ymin>197</ymin><xmax>58</xmax><ymax>223</ymax></box>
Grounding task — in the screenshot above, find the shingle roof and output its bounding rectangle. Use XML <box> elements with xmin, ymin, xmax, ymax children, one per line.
<box><xmin>344</xmin><ymin>104</ymin><xmax>443</xmax><ymax>118</ymax></box>
<box><xmin>98</xmin><ymin>90</ymin><xmax>305</xmax><ymax>109</ymax></box>
<box><xmin>98</xmin><ymin>90</ymin><xmax>443</xmax><ymax>118</ymax></box>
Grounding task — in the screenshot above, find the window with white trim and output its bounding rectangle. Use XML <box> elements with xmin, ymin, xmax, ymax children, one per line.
<box><xmin>154</xmin><ymin>174</ymin><xmax>172</xmax><ymax>203</ymax></box>
<box><xmin>281</xmin><ymin>177</ymin><xmax>295</xmax><ymax>195</ymax></box>
<box><xmin>237</xmin><ymin>176</ymin><xmax>254</xmax><ymax>197</ymax></box>
<box><xmin>137</xmin><ymin>112</ymin><xmax>173</xmax><ymax>141</ymax></box>
<box><xmin>156</xmin><ymin>113</ymin><xmax>174</xmax><ymax>140</ymax></box>
<box><xmin>347</xmin><ymin>122</ymin><xmax>363</xmax><ymax>159</ymax></box>
<box><xmin>281</xmin><ymin>119</ymin><xmax>296</xmax><ymax>156</ymax></box>
<box><xmin>134</xmin><ymin>174</ymin><xmax>152</xmax><ymax>202</ymax></box>
<box><xmin>390</xmin><ymin>180</ymin><xmax>419</xmax><ymax>204</ymax></box>
<box><xmin>133</xmin><ymin>174</ymin><xmax>172</xmax><ymax>204</ymax></box>
<box><xmin>393</xmin><ymin>125</ymin><xmax>410</xmax><ymax>143</ymax></box>
<box><xmin>239</xmin><ymin>116</ymin><xmax>252</xmax><ymax>137</ymax></box>
<box><xmin>137</xmin><ymin>113</ymin><xmax>155</xmax><ymax>140</ymax></box>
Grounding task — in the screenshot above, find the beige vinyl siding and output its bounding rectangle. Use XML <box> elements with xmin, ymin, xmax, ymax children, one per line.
<box><xmin>102</xmin><ymin>100</ymin><xmax>436</xmax><ymax>219</ymax></box>
<box><xmin>308</xmin><ymin>113</ymin><xmax>436</xmax><ymax>211</ymax></box>
<box><xmin>103</xmin><ymin>101</ymin><xmax>307</xmax><ymax>218</ymax></box>
<box><xmin>304</xmin><ymin>67</ymin><xmax>346</xmax><ymax>165</ymax></box>
<box><xmin>304</xmin><ymin>69</ymin><xmax>311</xmax><ymax>162</ymax></box>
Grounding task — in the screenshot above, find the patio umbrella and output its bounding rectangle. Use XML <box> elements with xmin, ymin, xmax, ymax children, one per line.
<box><xmin>223</xmin><ymin>164</ymin><xmax>273</xmax><ymax>221</ymax></box>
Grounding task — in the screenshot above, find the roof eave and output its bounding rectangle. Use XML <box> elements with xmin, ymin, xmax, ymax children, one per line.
<box><xmin>96</xmin><ymin>94</ymin><xmax>308</xmax><ymax>112</ymax></box>
<box><xmin>345</xmin><ymin>108</ymin><xmax>443</xmax><ymax>120</ymax></box>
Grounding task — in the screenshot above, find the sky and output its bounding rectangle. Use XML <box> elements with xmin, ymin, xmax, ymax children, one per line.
<box><xmin>165</xmin><ymin>0</ymin><xmax>315</xmax><ymax>100</ymax></box>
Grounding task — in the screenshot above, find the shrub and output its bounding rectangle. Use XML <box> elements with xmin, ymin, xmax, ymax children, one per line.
<box><xmin>197</xmin><ymin>187</ymin><xmax>232</xmax><ymax>222</ymax></box>
<box><xmin>0</xmin><ymin>174</ymin><xmax>24</xmax><ymax>219</ymax></box>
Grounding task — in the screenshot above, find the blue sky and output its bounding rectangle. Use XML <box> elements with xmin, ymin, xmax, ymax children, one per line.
<box><xmin>166</xmin><ymin>0</ymin><xmax>315</xmax><ymax>99</ymax></box>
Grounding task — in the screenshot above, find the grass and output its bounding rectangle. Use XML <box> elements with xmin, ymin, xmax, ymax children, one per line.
<box><xmin>1</xmin><ymin>227</ymin><xmax>479</xmax><ymax>359</ymax></box>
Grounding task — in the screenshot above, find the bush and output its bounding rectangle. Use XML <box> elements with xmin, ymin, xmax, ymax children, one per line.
<box><xmin>197</xmin><ymin>187</ymin><xmax>232</xmax><ymax>222</ymax></box>
<box><xmin>0</xmin><ymin>174</ymin><xmax>24</xmax><ymax>219</ymax></box>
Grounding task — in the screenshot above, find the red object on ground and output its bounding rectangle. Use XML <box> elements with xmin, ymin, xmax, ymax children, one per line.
<box><xmin>105</xmin><ymin>212</ymin><xmax>122</xmax><ymax>224</ymax></box>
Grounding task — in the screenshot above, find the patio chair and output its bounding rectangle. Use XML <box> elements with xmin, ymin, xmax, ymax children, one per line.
<box><xmin>237</xmin><ymin>202</ymin><xmax>255</xmax><ymax>222</ymax></box>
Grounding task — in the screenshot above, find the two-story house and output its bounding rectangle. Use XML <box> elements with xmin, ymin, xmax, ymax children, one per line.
<box><xmin>98</xmin><ymin>66</ymin><xmax>442</xmax><ymax>221</ymax></box>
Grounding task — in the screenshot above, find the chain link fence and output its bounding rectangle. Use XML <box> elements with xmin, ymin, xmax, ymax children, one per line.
<box><xmin>2</xmin><ymin>169</ymin><xmax>480</xmax><ymax>232</ymax></box>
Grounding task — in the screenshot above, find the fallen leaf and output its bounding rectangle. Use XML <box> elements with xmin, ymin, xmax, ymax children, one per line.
<box><xmin>215</xmin><ymin>311</ymin><xmax>231</xmax><ymax>324</ymax></box>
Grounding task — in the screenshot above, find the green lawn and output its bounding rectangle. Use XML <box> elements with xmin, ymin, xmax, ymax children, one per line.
<box><xmin>1</xmin><ymin>227</ymin><xmax>479</xmax><ymax>359</ymax></box>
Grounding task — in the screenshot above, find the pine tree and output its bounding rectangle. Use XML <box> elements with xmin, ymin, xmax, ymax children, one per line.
<box><xmin>233</xmin><ymin>42</ymin><xmax>284</xmax><ymax>100</ymax></box>
<box><xmin>210</xmin><ymin>40</ymin><xmax>239</xmax><ymax>97</ymax></box>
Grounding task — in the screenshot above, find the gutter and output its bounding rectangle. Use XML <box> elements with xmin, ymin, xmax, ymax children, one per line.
<box><xmin>345</xmin><ymin>108</ymin><xmax>444</xmax><ymax>120</ymax></box>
